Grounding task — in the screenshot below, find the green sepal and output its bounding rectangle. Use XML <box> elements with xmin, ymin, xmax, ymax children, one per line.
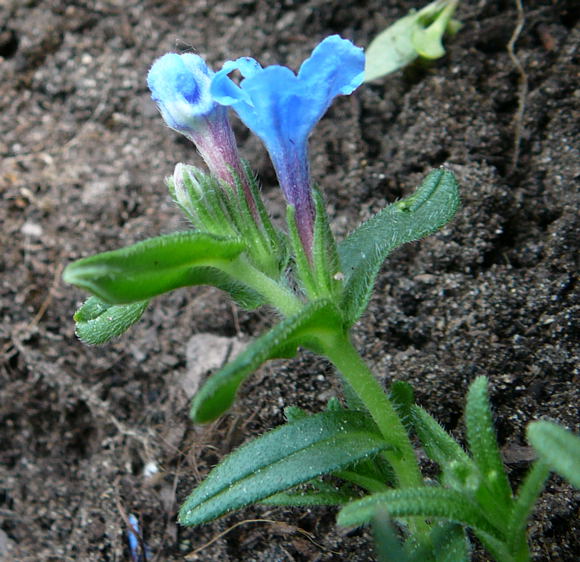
<box><xmin>190</xmin><ymin>300</ymin><xmax>342</xmax><ymax>423</ymax></box>
<box><xmin>311</xmin><ymin>188</ymin><xmax>342</xmax><ymax>298</ymax></box>
<box><xmin>240</xmin><ymin>161</ymin><xmax>290</xmax><ymax>277</ymax></box>
<box><xmin>73</xmin><ymin>296</ymin><xmax>148</xmax><ymax>345</ymax></box>
<box><xmin>168</xmin><ymin>165</ymin><xmax>236</xmax><ymax>236</ymax></box>
<box><xmin>178</xmin><ymin>410</ymin><xmax>389</xmax><ymax>526</ymax></box>
<box><xmin>171</xmin><ymin>163</ymin><xmax>288</xmax><ymax>279</ymax></box>
<box><xmin>527</xmin><ymin>420</ymin><xmax>580</xmax><ymax>488</ymax></box>
<box><xmin>338</xmin><ymin>169</ymin><xmax>459</xmax><ymax>325</ymax></box>
<box><xmin>365</xmin><ymin>0</ymin><xmax>460</xmax><ymax>82</ymax></box>
<box><xmin>63</xmin><ymin>232</ymin><xmax>249</xmax><ymax>304</ymax></box>
<box><xmin>286</xmin><ymin>204</ymin><xmax>317</xmax><ymax>297</ymax></box>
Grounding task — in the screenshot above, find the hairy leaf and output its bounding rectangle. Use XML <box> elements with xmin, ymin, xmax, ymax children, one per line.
<box><xmin>465</xmin><ymin>377</ymin><xmax>512</xmax><ymax>507</ymax></box>
<box><xmin>190</xmin><ymin>300</ymin><xmax>342</xmax><ymax>423</ymax></box>
<box><xmin>527</xmin><ymin>420</ymin><xmax>580</xmax><ymax>489</ymax></box>
<box><xmin>431</xmin><ymin>522</ymin><xmax>470</xmax><ymax>562</ymax></box>
<box><xmin>506</xmin><ymin>460</ymin><xmax>550</xmax><ymax>555</ymax></box>
<box><xmin>337</xmin><ymin>487</ymin><xmax>501</xmax><ymax>541</ymax></box>
<box><xmin>412</xmin><ymin>405</ymin><xmax>470</xmax><ymax>466</ymax></box>
<box><xmin>338</xmin><ymin>169</ymin><xmax>459</xmax><ymax>324</ymax></box>
<box><xmin>179</xmin><ymin>410</ymin><xmax>387</xmax><ymax>526</ymax></box>
<box><xmin>63</xmin><ymin>232</ymin><xmax>248</xmax><ymax>304</ymax></box>
<box><xmin>372</xmin><ymin>508</ymin><xmax>410</xmax><ymax>562</ymax></box>
<box><xmin>73</xmin><ymin>297</ymin><xmax>149</xmax><ymax>345</ymax></box>
<box><xmin>527</xmin><ymin>421</ymin><xmax>580</xmax><ymax>488</ymax></box>
<box><xmin>261</xmin><ymin>482</ymin><xmax>356</xmax><ymax>507</ymax></box>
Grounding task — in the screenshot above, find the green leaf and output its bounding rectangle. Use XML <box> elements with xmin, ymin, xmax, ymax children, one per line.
<box><xmin>63</xmin><ymin>232</ymin><xmax>251</xmax><ymax>304</ymax></box>
<box><xmin>178</xmin><ymin>410</ymin><xmax>388</xmax><ymax>526</ymax></box>
<box><xmin>338</xmin><ymin>169</ymin><xmax>459</xmax><ymax>324</ymax></box>
<box><xmin>411</xmin><ymin>405</ymin><xmax>471</xmax><ymax>467</ymax></box>
<box><xmin>372</xmin><ymin>508</ymin><xmax>410</xmax><ymax>562</ymax></box>
<box><xmin>192</xmin><ymin>267</ymin><xmax>265</xmax><ymax>309</ymax></box>
<box><xmin>506</xmin><ymin>460</ymin><xmax>550</xmax><ymax>557</ymax></box>
<box><xmin>465</xmin><ymin>377</ymin><xmax>512</xmax><ymax>507</ymax></box>
<box><xmin>73</xmin><ymin>296</ymin><xmax>149</xmax><ymax>345</ymax></box>
<box><xmin>389</xmin><ymin>381</ymin><xmax>415</xmax><ymax>432</ymax></box>
<box><xmin>335</xmin><ymin>470</ymin><xmax>389</xmax><ymax>494</ymax></box>
<box><xmin>337</xmin><ymin>487</ymin><xmax>500</xmax><ymax>541</ymax></box>
<box><xmin>373</xmin><ymin>517</ymin><xmax>470</xmax><ymax>562</ymax></box>
<box><xmin>261</xmin><ymin>481</ymin><xmax>356</xmax><ymax>507</ymax></box>
<box><xmin>365</xmin><ymin>0</ymin><xmax>460</xmax><ymax>82</ymax></box>
<box><xmin>431</xmin><ymin>522</ymin><xmax>471</xmax><ymax>562</ymax></box>
<box><xmin>190</xmin><ymin>300</ymin><xmax>342</xmax><ymax>423</ymax></box>
<box><xmin>412</xmin><ymin>0</ymin><xmax>460</xmax><ymax>60</ymax></box>
<box><xmin>284</xmin><ymin>405</ymin><xmax>309</xmax><ymax>423</ymax></box>
<box><xmin>527</xmin><ymin>421</ymin><xmax>580</xmax><ymax>488</ymax></box>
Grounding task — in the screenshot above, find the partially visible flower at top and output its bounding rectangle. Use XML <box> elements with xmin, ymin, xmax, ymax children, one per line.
<box><xmin>147</xmin><ymin>53</ymin><xmax>253</xmax><ymax>209</ymax></box>
<box><xmin>211</xmin><ymin>35</ymin><xmax>365</xmax><ymax>256</ymax></box>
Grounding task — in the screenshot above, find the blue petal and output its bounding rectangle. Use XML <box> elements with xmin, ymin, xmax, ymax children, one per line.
<box><xmin>147</xmin><ymin>53</ymin><xmax>216</xmax><ymax>131</ymax></box>
<box><xmin>211</xmin><ymin>35</ymin><xmax>364</xmax><ymax>152</ymax></box>
<box><xmin>210</xmin><ymin>36</ymin><xmax>364</xmax><ymax>253</ymax></box>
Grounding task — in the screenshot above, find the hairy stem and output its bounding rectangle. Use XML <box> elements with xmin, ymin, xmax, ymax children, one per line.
<box><xmin>320</xmin><ymin>332</ymin><xmax>430</xmax><ymax>540</ymax></box>
<box><xmin>220</xmin><ymin>257</ymin><xmax>303</xmax><ymax>317</ymax></box>
<box><xmin>322</xmin><ymin>334</ymin><xmax>421</xmax><ymax>487</ymax></box>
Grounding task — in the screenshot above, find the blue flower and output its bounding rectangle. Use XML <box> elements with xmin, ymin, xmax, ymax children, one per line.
<box><xmin>210</xmin><ymin>35</ymin><xmax>365</xmax><ymax>254</ymax></box>
<box><xmin>147</xmin><ymin>53</ymin><xmax>217</xmax><ymax>132</ymax></box>
<box><xmin>147</xmin><ymin>53</ymin><xmax>247</xmax><ymax>192</ymax></box>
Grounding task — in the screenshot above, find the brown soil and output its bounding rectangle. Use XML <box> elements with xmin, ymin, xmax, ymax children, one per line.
<box><xmin>1</xmin><ymin>1</ymin><xmax>578</xmax><ymax>560</ymax></box>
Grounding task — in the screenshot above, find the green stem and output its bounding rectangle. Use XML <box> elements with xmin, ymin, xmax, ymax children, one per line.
<box><xmin>220</xmin><ymin>257</ymin><xmax>303</xmax><ymax>317</ymax></box>
<box><xmin>321</xmin><ymin>334</ymin><xmax>422</xmax><ymax>488</ymax></box>
<box><xmin>321</xmin><ymin>332</ymin><xmax>430</xmax><ymax>542</ymax></box>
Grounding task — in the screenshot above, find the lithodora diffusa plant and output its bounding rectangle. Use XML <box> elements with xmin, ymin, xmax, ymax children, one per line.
<box><xmin>63</xmin><ymin>35</ymin><xmax>574</xmax><ymax>561</ymax></box>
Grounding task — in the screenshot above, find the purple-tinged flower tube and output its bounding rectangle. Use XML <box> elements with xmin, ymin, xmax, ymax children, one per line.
<box><xmin>210</xmin><ymin>35</ymin><xmax>364</xmax><ymax>256</ymax></box>
<box><xmin>147</xmin><ymin>53</ymin><xmax>254</xmax><ymax>211</ymax></box>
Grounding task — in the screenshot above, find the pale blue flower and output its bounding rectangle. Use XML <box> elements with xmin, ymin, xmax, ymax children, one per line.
<box><xmin>147</xmin><ymin>53</ymin><xmax>217</xmax><ymax>132</ymax></box>
<box><xmin>147</xmin><ymin>53</ymin><xmax>247</xmax><ymax>192</ymax></box>
<box><xmin>210</xmin><ymin>35</ymin><xmax>365</xmax><ymax>254</ymax></box>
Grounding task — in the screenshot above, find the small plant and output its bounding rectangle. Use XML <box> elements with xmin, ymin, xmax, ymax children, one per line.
<box><xmin>63</xmin><ymin>22</ymin><xmax>578</xmax><ymax>562</ymax></box>
<box><xmin>365</xmin><ymin>0</ymin><xmax>461</xmax><ymax>81</ymax></box>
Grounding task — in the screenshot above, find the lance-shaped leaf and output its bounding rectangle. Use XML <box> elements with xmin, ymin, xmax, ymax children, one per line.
<box><xmin>63</xmin><ymin>232</ymin><xmax>258</xmax><ymax>305</ymax></box>
<box><xmin>527</xmin><ymin>421</ymin><xmax>580</xmax><ymax>489</ymax></box>
<box><xmin>412</xmin><ymin>405</ymin><xmax>471</xmax><ymax>467</ymax></box>
<box><xmin>190</xmin><ymin>299</ymin><xmax>341</xmax><ymax>423</ymax></box>
<box><xmin>73</xmin><ymin>296</ymin><xmax>149</xmax><ymax>345</ymax></box>
<box><xmin>337</xmin><ymin>487</ymin><xmax>501</xmax><ymax>544</ymax></box>
<box><xmin>372</xmin><ymin>518</ymin><xmax>470</xmax><ymax>562</ymax></box>
<box><xmin>261</xmin><ymin>480</ymin><xmax>357</xmax><ymax>507</ymax></box>
<box><xmin>338</xmin><ymin>169</ymin><xmax>459</xmax><ymax>324</ymax></box>
<box><xmin>506</xmin><ymin>460</ymin><xmax>550</xmax><ymax>555</ymax></box>
<box><xmin>430</xmin><ymin>522</ymin><xmax>471</xmax><ymax>562</ymax></box>
<box><xmin>465</xmin><ymin>377</ymin><xmax>512</xmax><ymax>508</ymax></box>
<box><xmin>179</xmin><ymin>410</ymin><xmax>388</xmax><ymax>526</ymax></box>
